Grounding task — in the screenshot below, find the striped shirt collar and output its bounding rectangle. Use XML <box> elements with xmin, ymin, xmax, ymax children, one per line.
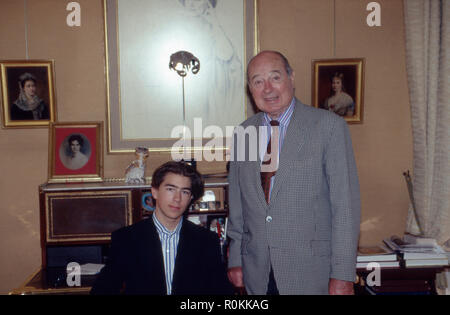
<box><xmin>263</xmin><ymin>97</ymin><xmax>295</xmax><ymax>127</ymax></box>
<box><xmin>152</xmin><ymin>212</ymin><xmax>183</xmax><ymax>236</ymax></box>
<box><xmin>152</xmin><ymin>212</ymin><xmax>183</xmax><ymax>295</ymax></box>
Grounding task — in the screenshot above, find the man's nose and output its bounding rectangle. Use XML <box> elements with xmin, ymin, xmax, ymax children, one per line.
<box><xmin>263</xmin><ymin>80</ymin><xmax>273</xmax><ymax>92</ymax></box>
<box><xmin>173</xmin><ymin>190</ymin><xmax>181</xmax><ymax>202</ymax></box>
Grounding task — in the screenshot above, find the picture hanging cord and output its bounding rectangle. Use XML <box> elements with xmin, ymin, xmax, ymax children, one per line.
<box><xmin>24</xmin><ymin>0</ymin><xmax>29</xmax><ymax>60</ymax></box>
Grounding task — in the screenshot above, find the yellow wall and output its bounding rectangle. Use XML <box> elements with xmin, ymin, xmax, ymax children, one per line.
<box><xmin>0</xmin><ymin>0</ymin><xmax>412</xmax><ymax>293</ymax></box>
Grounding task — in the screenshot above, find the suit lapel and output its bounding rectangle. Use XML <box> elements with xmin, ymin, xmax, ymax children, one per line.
<box><xmin>137</xmin><ymin>219</ymin><xmax>167</xmax><ymax>294</ymax></box>
<box><xmin>251</xmin><ymin>114</ymin><xmax>271</xmax><ymax>210</ymax></box>
<box><xmin>171</xmin><ymin>220</ymin><xmax>193</xmax><ymax>294</ymax></box>
<box><xmin>270</xmin><ymin>101</ymin><xmax>310</xmax><ymax>203</ymax></box>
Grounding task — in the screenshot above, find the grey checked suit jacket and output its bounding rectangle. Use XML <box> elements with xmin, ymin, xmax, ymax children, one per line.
<box><xmin>227</xmin><ymin>99</ymin><xmax>361</xmax><ymax>295</ymax></box>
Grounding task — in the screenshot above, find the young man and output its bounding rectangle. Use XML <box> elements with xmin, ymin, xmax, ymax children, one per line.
<box><xmin>91</xmin><ymin>161</ymin><xmax>233</xmax><ymax>295</ymax></box>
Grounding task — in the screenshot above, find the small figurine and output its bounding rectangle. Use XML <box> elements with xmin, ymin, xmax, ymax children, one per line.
<box><xmin>125</xmin><ymin>147</ymin><xmax>149</xmax><ymax>184</ymax></box>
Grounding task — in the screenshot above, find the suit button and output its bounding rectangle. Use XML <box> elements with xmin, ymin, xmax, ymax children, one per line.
<box><xmin>266</xmin><ymin>216</ymin><xmax>272</xmax><ymax>223</ymax></box>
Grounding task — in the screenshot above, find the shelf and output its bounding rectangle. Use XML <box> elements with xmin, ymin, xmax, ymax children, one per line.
<box><xmin>188</xmin><ymin>210</ymin><xmax>228</xmax><ymax>215</ymax></box>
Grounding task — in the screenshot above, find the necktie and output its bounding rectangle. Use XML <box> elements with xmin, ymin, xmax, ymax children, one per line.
<box><xmin>261</xmin><ymin>120</ymin><xmax>279</xmax><ymax>203</ymax></box>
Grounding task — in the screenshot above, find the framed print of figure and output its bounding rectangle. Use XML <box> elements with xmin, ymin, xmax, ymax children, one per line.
<box><xmin>0</xmin><ymin>60</ymin><xmax>56</xmax><ymax>128</ymax></box>
<box><xmin>141</xmin><ymin>190</ymin><xmax>156</xmax><ymax>218</ymax></box>
<box><xmin>48</xmin><ymin>122</ymin><xmax>103</xmax><ymax>183</ymax></box>
<box><xmin>312</xmin><ymin>58</ymin><xmax>364</xmax><ymax>124</ymax></box>
<box><xmin>104</xmin><ymin>0</ymin><xmax>257</xmax><ymax>153</ymax></box>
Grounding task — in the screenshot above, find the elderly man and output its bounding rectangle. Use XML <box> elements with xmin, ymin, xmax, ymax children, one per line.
<box><xmin>227</xmin><ymin>51</ymin><xmax>360</xmax><ymax>295</ymax></box>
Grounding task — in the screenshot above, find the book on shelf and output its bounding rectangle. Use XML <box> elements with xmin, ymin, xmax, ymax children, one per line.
<box><xmin>402</xmin><ymin>250</ymin><xmax>448</xmax><ymax>260</ymax></box>
<box><xmin>404</xmin><ymin>258</ymin><xmax>449</xmax><ymax>268</ymax></box>
<box><xmin>357</xmin><ymin>245</ymin><xmax>397</xmax><ymax>262</ymax></box>
<box><xmin>357</xmin><ymin>260</ymin><xmax>400</xmax><ymax>269</ymax></box>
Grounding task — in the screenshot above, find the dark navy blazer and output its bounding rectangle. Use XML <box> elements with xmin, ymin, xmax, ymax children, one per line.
<box><xmin>90</xmin><ymin>218</ymin><xmax>233</xmax><ymax>295</ymax></box>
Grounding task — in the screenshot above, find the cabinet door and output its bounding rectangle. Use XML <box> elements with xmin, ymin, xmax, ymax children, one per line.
<box><xmin>44</xmin><ymin>190</ymin><xmax>133</xmax><ymax>243</ymax></box>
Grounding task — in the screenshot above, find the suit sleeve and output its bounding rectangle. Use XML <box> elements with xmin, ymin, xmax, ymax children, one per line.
<box><xmin>90</xmin><ymin>230</ymin><xmax>125</xmax><ymax>295</ymax></box>
<box><xmin>227</xmin><ymin>130</ymin><xmax>245</xmax><ymax>269</ymax></box>
<box><xmin>324</xmin><ymin>117</ymin><xmax>361</xmax><ymax>282</ymax></box>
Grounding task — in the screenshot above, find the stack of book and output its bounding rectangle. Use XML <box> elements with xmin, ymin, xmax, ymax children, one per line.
<box><xmin>383</xmin><ymin>235</ymin><xmax>449</xmax><ymax>268</ymax></box>
<box><xmin>357</xmin><ymin>245</ymin><xmax>400</xmax><ymax>269</ymax></box>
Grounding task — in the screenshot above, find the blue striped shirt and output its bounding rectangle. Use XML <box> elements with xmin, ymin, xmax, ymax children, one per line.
<box><xmin>152</xmin><ymin>213</ymin><xmax>183</xmax><ymax>295</ymax></box>
<box><xmin>260</xmin><ymin>98</ymin><xmax>296</xmax><ymax>197</ymax></box>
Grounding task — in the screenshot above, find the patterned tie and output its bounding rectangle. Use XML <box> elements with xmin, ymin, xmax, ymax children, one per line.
<box><xmin>261</xmin><ymin>120</ymin><xmax>280</xmax><ymax>203</ymax></box>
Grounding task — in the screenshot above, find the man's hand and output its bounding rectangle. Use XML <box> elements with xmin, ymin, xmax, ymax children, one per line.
<box><xmin>227</xmin><ymin>266</ymin><xmax>244</xmax><ymax>288</ymax></box>
<box><xmin>328</xmin><ymin>278</ymin><xmax>354</xmax><ymax>295</ymax></box>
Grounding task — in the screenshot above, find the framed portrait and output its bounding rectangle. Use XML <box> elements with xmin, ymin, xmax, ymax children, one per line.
<box><xmin>0</xmin><ymin>60</ymin><xmax>56</xmax><ymax>128</ymax></box>
<box><xmin>103</xmin><ymin>0</ymin><xmax>258</xmax><ymax>153</ymax></box>
<box><xmin>312</xmin><ymin>58</ymin><xmax>365</xmax><ymax>124</ymax></box>
<box><xmin>141</xmin><ymin>190</ymin><xmax>156</xmax><ymax>217</ymax></box>
<box><xmin>48</xmin><ymin>122</ymin><xmax>103</xmax><ymax>183</ymax></box>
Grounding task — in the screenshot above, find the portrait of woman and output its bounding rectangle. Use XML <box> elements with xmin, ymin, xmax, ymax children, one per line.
<box><xmin>10</xmin><ymin>72</ymin><xmax>49</xmax><ymax>121</ymax></box>
<box><xmin>312</xmin><ymin>58</ymin><xmax>364</xmax><ymax>123</ymax></box>
<box><xmin>322</xmin><ymin>72</ymin><xmax>355</xmax><ymax>117</ymax></box>
<box><xmin>49</xmin><ymin>122</ymin><xmax>103</xmax><ymax>183</ymax></box>
<box><xmin>1</xmin><ymin>60</ymin><xmax>56</xmax><ymax>128</ymax></box>
<box><xmin>60</xmin><ymin>134</ymin><xmax>91</xmax><ymax>170</ymax></box>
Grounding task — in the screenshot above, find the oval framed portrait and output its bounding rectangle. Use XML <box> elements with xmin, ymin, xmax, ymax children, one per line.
<box><xmin>59</xmin><ymin>133</ymin><xmax>92</xmax><ymax>170</ymax></box>
<box><xmin>142</xmin><ymin>192</ymin><xmax>156</xmax><ymax>211</ymax></box>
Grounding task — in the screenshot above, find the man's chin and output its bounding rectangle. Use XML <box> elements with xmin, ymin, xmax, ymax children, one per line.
<box><xmin>265</xmin><ymin>107</ymin><xmax>284</xmax><ymax>118</ymax></box>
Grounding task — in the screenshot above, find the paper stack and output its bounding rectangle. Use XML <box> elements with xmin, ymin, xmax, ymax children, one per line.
<box><xmin>80</xmin><ymin>263</ymin><xmax>105</xmax><ymax>275</ymax></box>
<box><xmin>383</xmin><ymin>235</ymin><xmax>449</xmax><ymax>268</ymax></box>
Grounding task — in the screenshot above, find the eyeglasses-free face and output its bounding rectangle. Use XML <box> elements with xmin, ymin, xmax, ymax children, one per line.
<box><xmin>151</xmin><ymin>173</ymin><xmax>193</xmax><ymax>231</ymax></box>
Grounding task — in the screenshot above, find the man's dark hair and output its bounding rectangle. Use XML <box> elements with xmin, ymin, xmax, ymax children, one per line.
<box><xmin>151</xmin><ymin>161</ymin><xmax>204</xmax><ymax>206</ymax></box>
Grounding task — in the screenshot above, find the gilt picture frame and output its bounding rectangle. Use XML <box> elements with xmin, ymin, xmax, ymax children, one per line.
<box><xmin>312</xmin><ymin>58</ymin><xmax>364</xmax><ymax>124</ymax></box>
<box><xmin>0</xmin><ymin>60</ymin><xmax>56</xmax><ymax>128</ymax></box>
<box><xmin>103</xmin><ymin>0</ymin><xmax>258</xmax><ymax>153</ymax></box>
<box><xmin>48</xmin><ymin>122</ymin><xmax>103</xmax><ymax>183</ymax></box>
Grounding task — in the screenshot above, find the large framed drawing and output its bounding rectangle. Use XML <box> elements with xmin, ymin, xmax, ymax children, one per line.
<box><xmin>104</xmin><ymin>0</ymin><xmax>258</xmax><ymax>153</ymax></box>
<box><xmin>312</xmin><ymin>58</ymin><xmax>365</xmax><ymax>124</ymax></box>
<box><xmin>0</xmin><ymin>60</ymin><xmax>56</xmax><ymax>128</ymax></box>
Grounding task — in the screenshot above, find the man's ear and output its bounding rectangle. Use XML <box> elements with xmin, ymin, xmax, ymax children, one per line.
<box><xmin>151</xmin><ymin>187</ymin><xmax>158</xmax><ymax>200</ymax></box>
